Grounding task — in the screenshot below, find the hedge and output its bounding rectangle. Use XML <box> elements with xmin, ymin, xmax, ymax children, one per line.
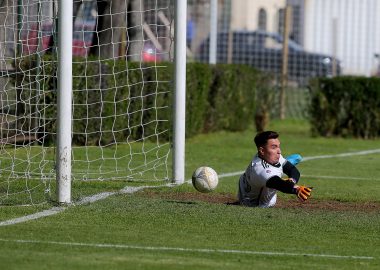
<box><xmin>13</xmin><ymin>57</ymin><xmax>260</xmax><ymax>145</ymax></box>
<box><xmin>309</xmin><ymin>76</ymin><xmax>380</xmax><ymax>138</ymax></box>
<box><xmin>205</xmin><ymin>64</ymin><xmax>257</xmax><ymax>132</ymax></box>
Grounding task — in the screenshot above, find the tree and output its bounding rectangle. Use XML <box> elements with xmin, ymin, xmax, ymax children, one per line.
<box><xmin>1</xmin><ymin>0</ymin><xmax>145</xmax><ymax>64</ymax></box>
<box><xmin>0</xmin><ymin>0</ymin><xmax>15</xmax><ymax>70</ymax></box>
<box><xmin>88</xmin><ymin>0</ymin><xmax>143</xmax><ymax>60</ymax></box>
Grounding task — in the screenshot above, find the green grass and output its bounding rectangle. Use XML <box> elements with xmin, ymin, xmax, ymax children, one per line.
<box><xmin>0</xmin><ymin>141</ymin><xmax>170</xmax><ymax>205</ymax></box>
<box><xmin>0</xmin><ymin>119</ymin><xmax>380</xmax><ymax>269</ymax></box>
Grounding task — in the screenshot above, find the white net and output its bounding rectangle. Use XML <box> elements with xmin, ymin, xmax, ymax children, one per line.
<box><xmin>0</xmin><ymin>0</ymin><xmax>173</xmax><ymax>205</ymax></box>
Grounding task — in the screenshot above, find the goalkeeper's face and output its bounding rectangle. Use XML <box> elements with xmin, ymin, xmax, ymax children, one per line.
<box><xmin>259</xmin><ymin>138</ymin><xmax>281</xmax><ymax>165</ymax></box>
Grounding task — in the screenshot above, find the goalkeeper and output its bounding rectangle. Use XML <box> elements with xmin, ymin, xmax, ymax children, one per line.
<box><xmin>237</xmin><ymin>130</ymin><xmax>312</xmax><ymax>207</ymax></box>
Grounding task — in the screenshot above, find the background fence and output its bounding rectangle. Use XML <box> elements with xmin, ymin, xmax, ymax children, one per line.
<box><xmin>187</xmin><ymin>0</ymin><xmax>380</xmax><ymax>118</ymax></box>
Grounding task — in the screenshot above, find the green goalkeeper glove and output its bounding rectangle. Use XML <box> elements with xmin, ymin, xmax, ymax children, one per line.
<box><xmin>296</xmin><ymin>186</ymin><xmax>312</xmax><ymax>202</ymax></box>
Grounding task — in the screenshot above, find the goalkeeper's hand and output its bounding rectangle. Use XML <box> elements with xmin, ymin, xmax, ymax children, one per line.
<box><xmin>295</xmin><ymin>186</ymin><xmax>312</xmax><ymax>202</ymax></box>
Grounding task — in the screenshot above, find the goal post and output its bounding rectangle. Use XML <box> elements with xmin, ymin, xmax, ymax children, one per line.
<box><xmin>0</xmin><ymin>0</ymin><xmax>184</xmax><ymax>205</ymax></box>
<box><xmin>56</xmin><ymin>0</ymin><xmax>73</xmax><ymax>204</ymax></box>
<box><xmin>173</xmin><ymin>0</ymin><xmax>187</xmax><ymax>185</ymax></box>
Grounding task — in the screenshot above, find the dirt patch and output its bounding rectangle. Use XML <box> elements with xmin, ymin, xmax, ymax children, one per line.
<box><xmin>275</xmin><ymin>199</ymin><xmax>380</xmax><ymax>213</ymax></box>
<box><xmin>138</xmin><ymin>190</ymin><xmax>237</xmax><ymax>204</ymax></box>
<box><xmin>138</xmin><ymin>190</ymin><xmax>380</xmax><ymax>213</ymax></box>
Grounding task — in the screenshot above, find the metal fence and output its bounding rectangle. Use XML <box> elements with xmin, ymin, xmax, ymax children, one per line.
<box><xmin>188</xmin><ymin>0</ymin><xmax>380</xmax><ymax>118</ymax></box>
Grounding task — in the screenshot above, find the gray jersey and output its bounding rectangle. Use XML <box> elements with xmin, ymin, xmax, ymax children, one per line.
<box><xmin>238</xmin><ymin>154</ymin><xmax>287</xmax><ymax>207</ymax></box>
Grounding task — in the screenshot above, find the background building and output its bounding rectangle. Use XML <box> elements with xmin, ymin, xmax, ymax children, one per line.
<box><xmin>190</xmin><ymin>0</ymin><xmax>380</xmax><ymax>76</ymax></box>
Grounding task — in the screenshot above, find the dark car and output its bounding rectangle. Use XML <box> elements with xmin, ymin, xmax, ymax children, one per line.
<box><xmin>197</xmin><ymin>30</ymin><xmax>341</xmax><ymax>84</ymax></box>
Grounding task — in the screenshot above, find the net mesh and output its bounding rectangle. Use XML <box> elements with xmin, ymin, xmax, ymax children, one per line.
<box><xmin>0</xmin><ymin>0</ymin><xmax>173</xmax><ymax>205</ymax></box>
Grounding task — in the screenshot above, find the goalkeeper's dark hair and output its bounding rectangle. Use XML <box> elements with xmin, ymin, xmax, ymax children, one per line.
<box><xmin>254</xmin><ymin>131</ymin><xmax>279</xmax><ymax>148</ymax></box>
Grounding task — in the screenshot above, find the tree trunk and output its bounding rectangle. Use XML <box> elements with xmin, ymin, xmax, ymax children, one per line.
<box><xmin>0</xmin><ymin>0</ymin><xmax>15</xmax><ymax>70</ymax></box>
<box><xmin>73</xmin><ymin>1</ymin><xmax>83</xmax><ymax>23</ymax></box>
<box><xmin>90</xmin><ymin>0</ymin><xmax>128</xmax><ymax>59</ymax></box>
<box><xmin>126</xmin><ymin>0</ymin><xmax>144</xmax><ymax>61</ymax></box>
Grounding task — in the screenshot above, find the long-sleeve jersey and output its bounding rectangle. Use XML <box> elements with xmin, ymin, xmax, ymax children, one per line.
<box><xmin>237</xmin><ymin>154</ymin><xmax>300</xmax><ymax>207</ymax></box>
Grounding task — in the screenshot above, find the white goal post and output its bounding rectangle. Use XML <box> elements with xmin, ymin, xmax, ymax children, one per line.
<box><xmin>173</xmin><ymin>0</ymin><xmax>186</xmax><ymax>186</ymax></box>
<box><xmin>56</xmin><ymin>0</ymin><xmax>73</xmax><ymax>203</ymax></box>
<box><xmin>0</xmin><ymin>0</ymin><xmax>186</xmax><ymax>205</ymax></box>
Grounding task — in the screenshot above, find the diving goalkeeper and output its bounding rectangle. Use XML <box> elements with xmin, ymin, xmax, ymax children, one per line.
<box><xmin>237</xmin><ymin>130</ymin><xmax>312</xmax><ymax>207</ymax></box>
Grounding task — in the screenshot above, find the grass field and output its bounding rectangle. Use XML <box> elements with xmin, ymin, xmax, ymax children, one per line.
<box><xmin>0</xmin><ymin>119</ymin><xmax>379</xmax><ymax>269</ymax></box>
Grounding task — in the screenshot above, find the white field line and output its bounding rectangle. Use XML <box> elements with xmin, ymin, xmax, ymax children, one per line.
<box><xmin>302</xmin><ymin>175</ymin><xmax>374</xmax><ymax>180</ymax></box>
<box><xmin>0</xmin><ymin>238</ymin><xmax>374</xmax><ymax>260</ymax></box>
<box><xmin>210</xmin><ymin>148</ymin><xmax>380</xmax><ymax>181</ymax></box>
<box><xmin>0</xmin><ymin>184</ymin><xmax>174</xmax><ymax>227</ymax></box>
<box><xmin>1</xmin><ymin>148</ymin><xmax>380</xmax><ymax>227</ymax></box>
<box><xmin>302</xmin><ymin>148</ymin><xmax>380</xmax><ymax>161</ymax></box>
<box><xmin>0</xmin><ymin>206</ymin><xmax>66</xmax><ymax>226</ymax></box>
<box><xmin>211</xmin><ymin>172</ymin><xmax>375</xmax><ymax>182</ymax></box>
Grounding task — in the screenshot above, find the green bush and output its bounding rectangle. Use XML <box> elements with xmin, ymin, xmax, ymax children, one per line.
<box><xmin>310</xmin><ymin>76</ymin><xmax>380</xmax><ymax>138</ymax></box>
<box><xmin>205</xmin><ymin>64</ymin><xmax>257</xmax><ymax>132</ymax></box>
<box><xmin>14</xmin><ymin>57</ymin><xmax>262</xmax><ymax>145</ymax></box>
<box><xmin>12</xmin><ymin>56</ymin><xmax>57</xmax><ymax>145</ymax></box>
<box><xmin>185</xmin><ymin>63</ymin><xmax>213</xmax><ymax>137</ymax></box>
<box><xmin>71</xmin><ymin>60</ymin><xmax>172</xmax><ymax>145</ymax></box>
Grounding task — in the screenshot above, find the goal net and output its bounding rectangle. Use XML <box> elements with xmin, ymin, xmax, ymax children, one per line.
<box><xmin>0</xmin><ymin>0</ymin><xmax>174</xmax><ymax>205</ymax></box>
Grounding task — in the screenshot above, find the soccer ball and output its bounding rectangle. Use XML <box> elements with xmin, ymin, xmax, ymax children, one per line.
<box><xmin>192</xmin><ymin>166</ymin><xmax>219</xmax><ymax>193</ymax></box>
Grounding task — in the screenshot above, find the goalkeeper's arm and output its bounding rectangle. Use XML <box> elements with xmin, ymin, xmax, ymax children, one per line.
<box><xmin>266</xmin><ymin>176</ymin><xmax>296</xmax><ymax>194</ymax></box>
<box><xmin>283</xmin><ymin>161</ymin><xmax>300</xmax><ymax>183</ymax></box>
<box><xmin>266</xmin><ymin>176</ymin><xmax>312</xmax><ymax>201</ymax></box>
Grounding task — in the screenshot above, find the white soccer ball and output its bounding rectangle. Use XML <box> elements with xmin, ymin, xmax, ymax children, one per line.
<box><xmin>192</xmin><ymin>166</ymin><xmax>219</xmax><ymax>193</ymax></box>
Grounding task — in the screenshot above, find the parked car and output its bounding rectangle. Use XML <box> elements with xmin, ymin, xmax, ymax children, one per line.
<box><xmin>22</xmin><ymin>23</ymin><xmax>95</xmax><ymax>57</ymax></box>
<box><xmin>197</xmin><ymin>30</ymin><xmax>341</xmax><ymax>84</ymax></box>
<box><xmin>22</xmin><ymin>23</ymin><xmax>162</xmax><ymax>62</ymax></box>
